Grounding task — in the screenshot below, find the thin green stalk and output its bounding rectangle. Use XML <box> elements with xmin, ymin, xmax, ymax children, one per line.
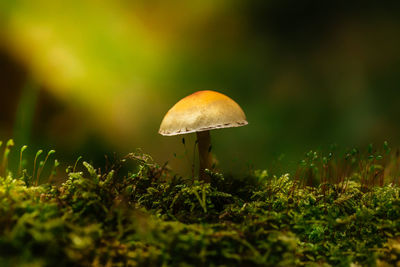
<box><xmin>33</xmin><ymin>150</ymin><xmax>43</xmax><ymax>186</ymax></box>
<box><xmin>36</xmin><ymin>150</ymin><xmax>55</xmax><ymax>185</ymax></box>
<box><xmin>18</xmin><ymin>145</ymin><xmax>28</xmax><ymax>177</ymax></box>
<box><xmin>73</xmin><ymin>156</ymin><xmax>83</xmax><ymax>173</ymax></box>
<box><xmin>1</xmin><ymin>139</ymin><xmax>14</xmax><ymax>176</ymax></box>
<box><xmin>48</xmin><ymin>159</ymin><xmax>59</xmax><ymax>184</ymax></box>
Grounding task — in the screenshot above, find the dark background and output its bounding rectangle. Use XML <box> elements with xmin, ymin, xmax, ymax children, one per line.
<box><xmin>0</xmin><ymin>1</ymin><xmax>399</xmax><ymax>176</ymax></box>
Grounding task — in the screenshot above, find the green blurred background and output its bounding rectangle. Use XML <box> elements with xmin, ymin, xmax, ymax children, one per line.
<box><xmin>0</xmin><ymin>1</ymin><xmax>399</xmax><ymax>176</ymax></box>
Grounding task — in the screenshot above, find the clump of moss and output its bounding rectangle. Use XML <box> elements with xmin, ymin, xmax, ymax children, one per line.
<box><xmin>1</xmin><ymin>143</ymin><xmax>400</xmax><ymax>266</ymax></box>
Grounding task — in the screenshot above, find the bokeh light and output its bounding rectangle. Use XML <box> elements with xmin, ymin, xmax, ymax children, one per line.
<box><xmin>1</xmin><ymin>0</ymin><xmax>400</xmax><ymax>176</ymax></box>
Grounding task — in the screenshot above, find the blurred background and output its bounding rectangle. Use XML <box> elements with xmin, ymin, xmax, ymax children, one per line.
<box><xmin>0</xmin><ymin>0</ymin><xmax>399</xmax><ymax>176</ymax></box>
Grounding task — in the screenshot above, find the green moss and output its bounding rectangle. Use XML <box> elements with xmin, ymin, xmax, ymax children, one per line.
<box><xmin>0</xmin><ymin>146</ymin><xmax>400</xmax><ymax>266</ymax></box>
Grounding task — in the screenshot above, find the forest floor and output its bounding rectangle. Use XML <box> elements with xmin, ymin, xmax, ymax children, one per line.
<box><xmin>1</xmin><ymin>141</ymin><xmax>400</xmax><ymax>266</ymax></box>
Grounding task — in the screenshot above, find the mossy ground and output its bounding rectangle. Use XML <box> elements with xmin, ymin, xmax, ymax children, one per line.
<box><xmin>1</xmin><ymin>143</ymin><xmax>400</xmax><ymax>266</ymax></box>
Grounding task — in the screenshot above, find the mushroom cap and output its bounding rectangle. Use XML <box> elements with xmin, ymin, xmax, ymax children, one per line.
<box><xmin>159</xmin><ymin>90</ymin><xmax>248</xmax><ymax>136</ymax></box>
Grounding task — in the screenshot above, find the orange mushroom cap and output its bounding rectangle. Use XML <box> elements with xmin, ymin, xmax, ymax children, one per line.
<box><xmin>159</xmin><ymin>90</ymin><xmax>248</xmax><ymax>136</ymax></box>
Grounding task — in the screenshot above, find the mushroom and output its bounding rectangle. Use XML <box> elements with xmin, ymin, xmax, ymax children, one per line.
<box><xmin>159</xmin><ymin>90</ymin><xmax>248</xmax><ymax>180</ymax></box>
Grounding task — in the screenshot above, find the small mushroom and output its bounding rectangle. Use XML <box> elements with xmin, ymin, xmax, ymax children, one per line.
<box><xmin>159</xmin><ymin>90</ymin><xmax>248</xmax><ymax>180</ymax></box>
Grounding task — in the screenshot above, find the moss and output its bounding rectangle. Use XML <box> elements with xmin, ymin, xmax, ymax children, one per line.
<box><xmin>0</xmin><ymin>147</ymin><xmax>400</xmax><ymax>266</ymax></box>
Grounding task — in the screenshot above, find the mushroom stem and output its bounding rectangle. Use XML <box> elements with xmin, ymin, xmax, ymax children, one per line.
<box><xmin>197</xmin><ymin>130</ymin><xmax>212</xmax><ymax>181</ymax></box>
